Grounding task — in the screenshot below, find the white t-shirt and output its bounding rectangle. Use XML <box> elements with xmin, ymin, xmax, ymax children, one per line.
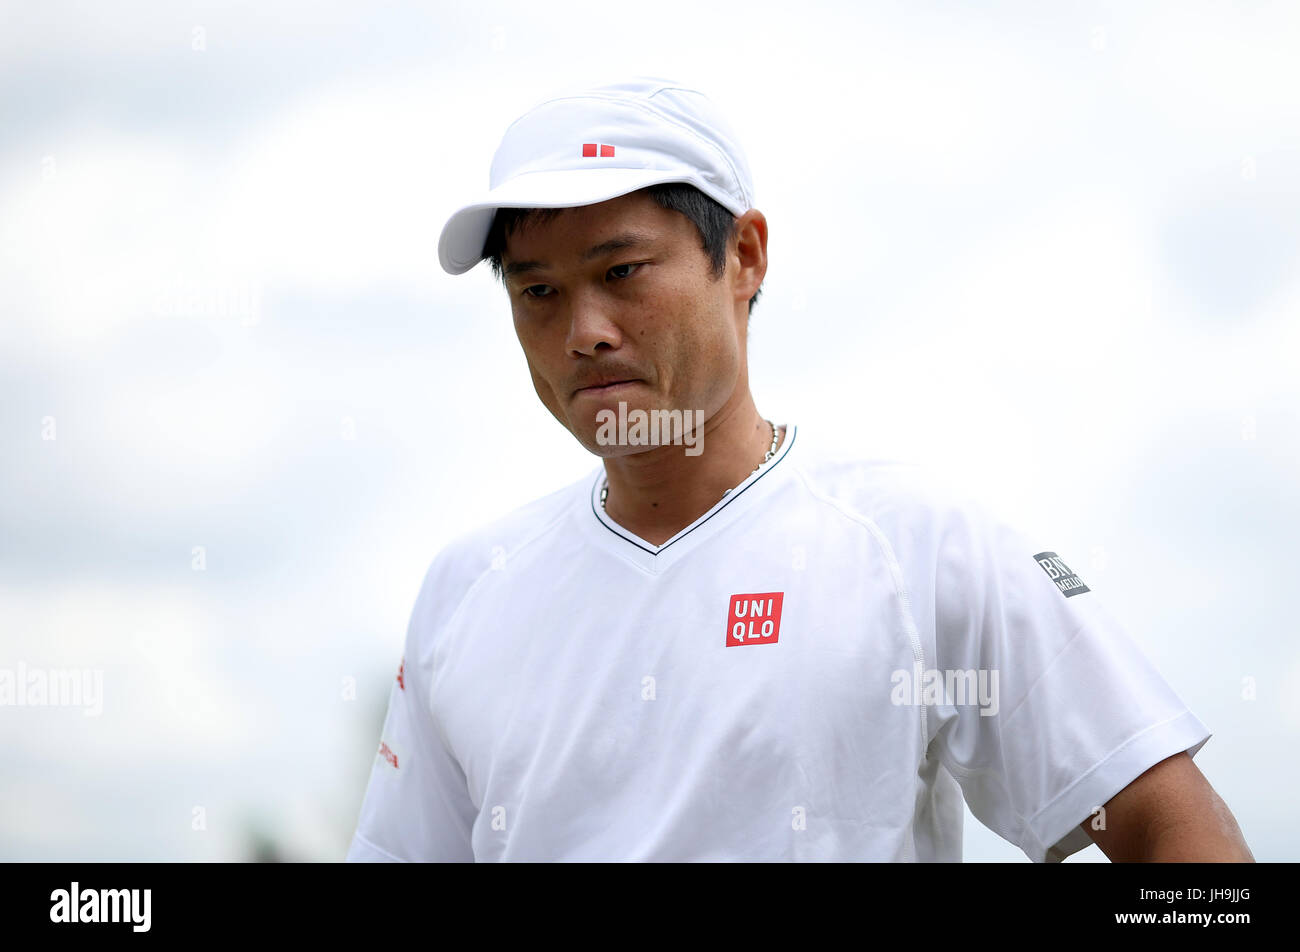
<box><xmin>346</xmin><ymin>423</ymin><xmax>1211</xmax><ymax>862</ymax></box>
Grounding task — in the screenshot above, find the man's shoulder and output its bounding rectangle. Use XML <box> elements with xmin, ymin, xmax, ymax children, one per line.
<box><xmin>414</xmin><ymin>468</ymin><xmax>594</xmax><ymax>603</ymax></box>
<box><xmin>789</xmin><ymin>446</ymin><xmax>983</xmax><ymax>534</ymax></box>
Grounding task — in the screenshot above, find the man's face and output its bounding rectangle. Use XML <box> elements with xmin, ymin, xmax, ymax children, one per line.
<box><xmin>502</xmin><ymin>191</ymin><xmax>749</xmax><ymax>457</ymax></box>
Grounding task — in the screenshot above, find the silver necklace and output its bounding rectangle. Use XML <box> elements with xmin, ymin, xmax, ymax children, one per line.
<box><xmin>600</xmin><ymin>419</ymin><xmax>778</xmax><ymax>511</ymax></box>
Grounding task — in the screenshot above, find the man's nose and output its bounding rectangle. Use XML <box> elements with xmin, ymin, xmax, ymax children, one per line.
<box><xmin>563</xmin><ymin>292</ymin><xmax>623</xmax><ymax>356</ymax></box>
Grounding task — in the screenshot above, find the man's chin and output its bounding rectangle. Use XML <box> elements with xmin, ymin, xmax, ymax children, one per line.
<box><xmin>565</xmin><ymin>402</ymin><xmax>711</xmax><ymax>459</ymax></box>
<box><xmin>572</xmin><ymin>432</ymin><xmax>649</xmax><ymax>460</ymax></box>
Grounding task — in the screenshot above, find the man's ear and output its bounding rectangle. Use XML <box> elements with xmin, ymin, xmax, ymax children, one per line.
<box><xmin>731</xmin><ymin>209</ymin><xmax>768</xmax><ymax>308</ymax></box>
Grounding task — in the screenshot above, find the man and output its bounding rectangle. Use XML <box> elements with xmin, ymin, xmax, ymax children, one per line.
<box><xmin>346</xmin><ymin>76</ymin><xmax>1253</xmax><ymax>862</ymax></box>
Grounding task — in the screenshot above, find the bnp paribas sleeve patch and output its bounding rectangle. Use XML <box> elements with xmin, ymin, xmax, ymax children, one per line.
<box><xmin>1033</xmin><ymin>551</ymin><xmax>1090</xmax><ymax>597</ymax></box>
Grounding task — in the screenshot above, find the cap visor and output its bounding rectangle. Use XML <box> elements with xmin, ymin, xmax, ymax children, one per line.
<box><xmin>437</xmin><ymin>167</ymin><xmax>712</xmax><ymax>275</ymax></box>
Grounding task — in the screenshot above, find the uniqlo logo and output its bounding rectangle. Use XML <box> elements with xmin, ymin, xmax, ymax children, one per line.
<box><xmin>726</xmin><ymin>592</ymin><xmax>784</xmax><ymax>646</ymax></box>
<box><xmin>581</xmin><ymin>142</ymin><xmax>615</xmax><ymax>157</ymax></box>
<box><xmin>396</xmin><ymin>657</ymin><xmax>404</xmax><ymax>691</ymax></box>
<box><xmin>378</xmin><ymin>741</ymin><xmax>399</xmax><ymax>769</ymax></box>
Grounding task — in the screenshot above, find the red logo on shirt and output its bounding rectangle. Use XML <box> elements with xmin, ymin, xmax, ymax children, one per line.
<box><xmin>378</xmin><ymin>741</ymin><xmax>399</xmax><ymax>769</ymax></box>
<box><xmin>726</xmin><ymin>592</ymin><xmax>784</xmax><ymax>646</ymax></box>
<box><xmin>396</xmin><ymin>658</ymin><xmax>405</xmax><ymax>691</ymax></box>
<box><xmin>581</xmin><ymin>143</ymin><xmax>615</xmax><ymax>157</ymax></box>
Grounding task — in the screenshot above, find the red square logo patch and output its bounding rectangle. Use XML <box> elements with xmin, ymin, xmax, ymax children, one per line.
<box><xmin>582</xmin><ymin>142</ymin><xmax>598</xmax><ymax>157</ymax></box>
<box><xmin>726</xmin><ymin>592</ymin><xmax>784</xmax><ymax>646</ymax></box>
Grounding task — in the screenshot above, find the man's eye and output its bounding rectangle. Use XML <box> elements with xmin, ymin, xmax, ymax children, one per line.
<box><xmin>608</xmin><ymin>262</ymin><xmax>642</xmax><ymax>280</ymax></box>
<box><xmin>521</xmin><ymin>264</ymin><xmax>642</xmax><ymax>299</ymax></box>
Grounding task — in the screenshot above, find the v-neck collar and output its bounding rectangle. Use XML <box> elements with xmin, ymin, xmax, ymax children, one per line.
<box><xmin>578</xmin><ymin>423</ymin><xmax>799</xmax><ymax>575</ymax></box>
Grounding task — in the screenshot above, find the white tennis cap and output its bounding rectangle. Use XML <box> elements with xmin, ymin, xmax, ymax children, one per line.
<box><xmin>437</xmin><ymin>75</ymin><xmax>755</xmax><ymax>276</ymax></box>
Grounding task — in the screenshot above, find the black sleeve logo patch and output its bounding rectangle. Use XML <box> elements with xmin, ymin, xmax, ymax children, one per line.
<box><xmin>1033</xmin><ymin>552</ymin><xmax>1091</xmax><ymax>597</ymax></box>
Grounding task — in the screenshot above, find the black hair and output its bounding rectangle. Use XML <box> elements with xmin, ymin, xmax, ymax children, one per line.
<box><xmin>481</xmin><ymin>181</ymin><xmax>762</xmax><ymax>316</ymax></box>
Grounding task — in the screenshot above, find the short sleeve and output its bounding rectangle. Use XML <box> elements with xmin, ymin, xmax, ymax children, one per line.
<box><xmin>927</xmin><ymin>499</ymin><xmax>1212</xmax><ymax>863</ymax></box>
<box><xmin>346</xmin><ymin>567</ymin><xmax>478</xmax><ymax>862</ymax></box>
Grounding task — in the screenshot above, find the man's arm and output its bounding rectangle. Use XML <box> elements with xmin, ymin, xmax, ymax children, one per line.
<box><xmin>1080</xmin><ymin>751</ymin><xmax>1254</xmax><ymax>861</ymax></box>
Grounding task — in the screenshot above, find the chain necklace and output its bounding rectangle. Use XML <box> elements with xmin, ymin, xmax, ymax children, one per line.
<box><xmin>600</xmin><ymin>419</ymin><xmax>778</xmax><ymax>511</ymax></box>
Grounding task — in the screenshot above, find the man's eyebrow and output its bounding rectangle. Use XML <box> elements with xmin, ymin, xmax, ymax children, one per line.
<box><xmin>503</xmin><ymin>232</ymin><xmax>658</xmax><ymax>280</ymax></box>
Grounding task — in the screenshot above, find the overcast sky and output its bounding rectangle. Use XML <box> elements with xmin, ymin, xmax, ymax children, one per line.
<box><xmin>1</xmin><ymin>0</ymin><xmax>1297</xmax><ymax>861</ymax></box>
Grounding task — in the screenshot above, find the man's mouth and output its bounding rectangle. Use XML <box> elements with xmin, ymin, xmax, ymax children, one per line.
<box><xmin>573</xmin><ymin>379</ymin><xmax>640</xmax><ymax>396</ymax></box>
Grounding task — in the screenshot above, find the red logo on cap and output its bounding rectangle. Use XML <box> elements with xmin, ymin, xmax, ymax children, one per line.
<box><xmin>582</xmin><ymin>143</ymin><xmax>615</xmax><ymax>157</ymax></box>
